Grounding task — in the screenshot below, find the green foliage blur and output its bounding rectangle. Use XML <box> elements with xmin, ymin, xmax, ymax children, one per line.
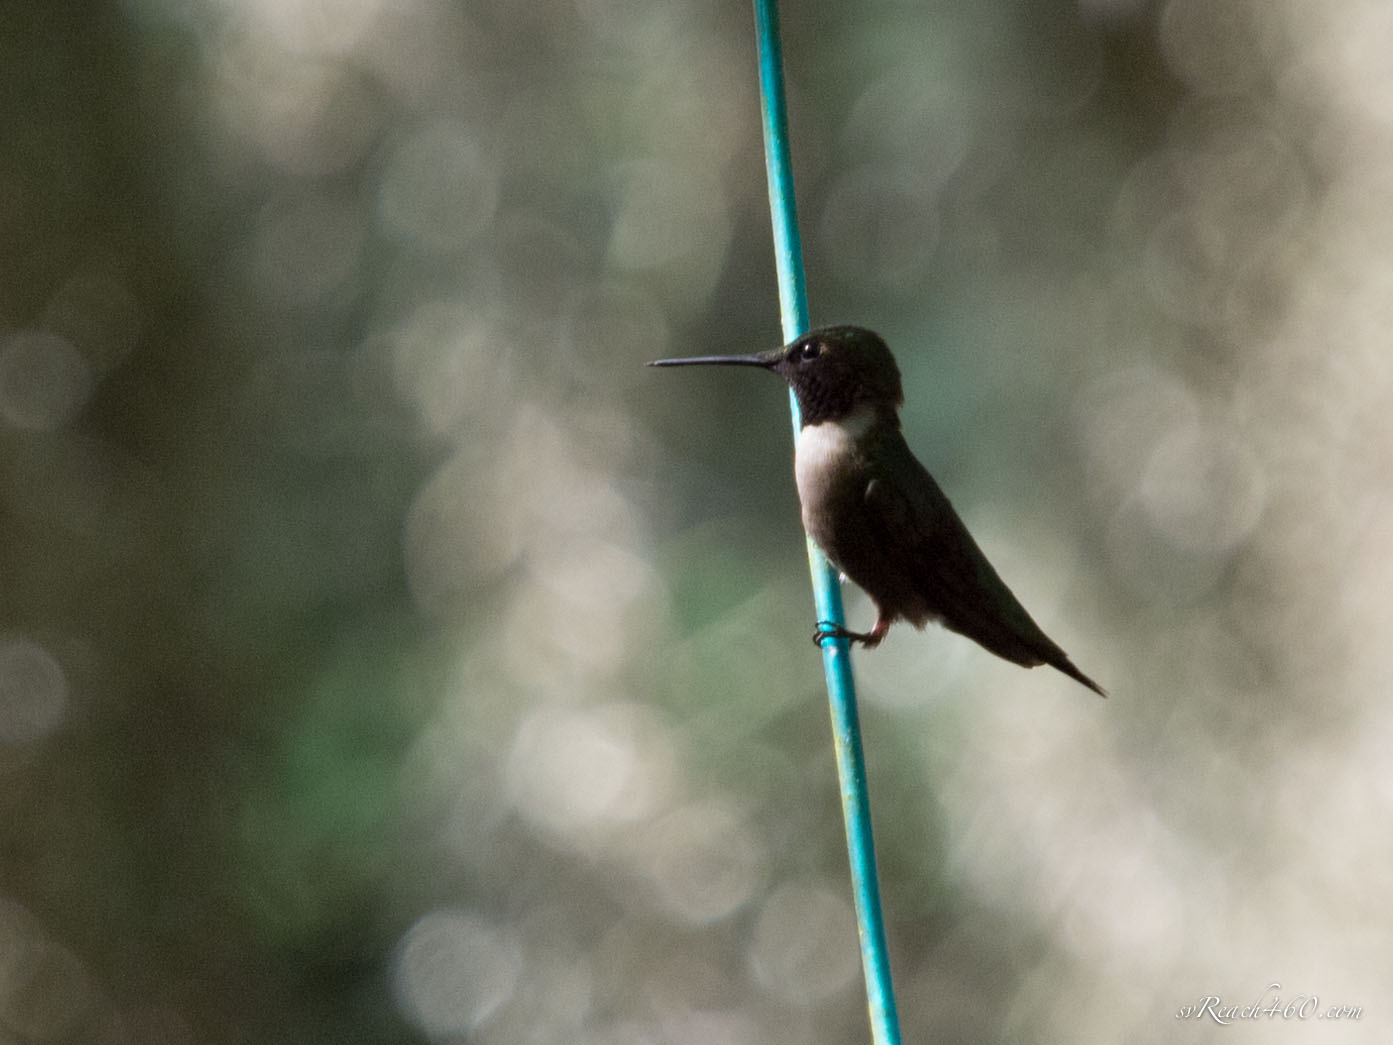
<box><xmin>2</xmin><ymin>0</ymin><xmax>1390</xmax><ymax>1042</ymax></box>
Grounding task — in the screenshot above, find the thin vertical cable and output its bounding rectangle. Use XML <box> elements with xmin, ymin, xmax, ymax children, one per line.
<box><xmin>751</xmin><ymin>2</ymin><xmax>903</xmax><ymax>1042</ymax></box>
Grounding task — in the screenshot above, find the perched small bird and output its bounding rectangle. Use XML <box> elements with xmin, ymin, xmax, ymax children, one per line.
<box><xmin>648</xmin><ymin>325</ymin><xmax>1105</xmax><ymax>696</ymax></box>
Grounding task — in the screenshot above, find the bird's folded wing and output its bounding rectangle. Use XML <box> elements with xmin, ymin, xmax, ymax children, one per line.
<box><xmin>863</xmin><ymin>446</ymin><xmax>1064</xmax><ymax>669</ymax></box>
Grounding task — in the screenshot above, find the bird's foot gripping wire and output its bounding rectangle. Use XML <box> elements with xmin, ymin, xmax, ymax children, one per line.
<box><xmin>812</xmin><ymin>619</ymin><xmax>887</xmax><ymax>649</ymax></box>
<box><xmin>813</xmin><ymin>618</ymin><xmax>885</xmax><ymax>652</ymax></box>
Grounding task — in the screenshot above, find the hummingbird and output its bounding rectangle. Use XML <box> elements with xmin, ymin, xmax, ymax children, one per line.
<box><xmin>648</xmin><ymin>325</ymin><xmax>1105</xmax><ymax>696</ymax></box>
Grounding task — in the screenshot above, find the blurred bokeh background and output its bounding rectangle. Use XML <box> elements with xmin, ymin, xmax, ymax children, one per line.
<box><xmin>3</xmin><ymin>0</ymin><xmax>1392</xmax><ymax>1041</ymax></box>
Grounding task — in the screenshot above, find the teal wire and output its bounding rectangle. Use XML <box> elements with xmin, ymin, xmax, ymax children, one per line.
<box><xmin>751</xmin><ymin>3</ymin><xmax>902</xmax><ymax>1043</ymax></box>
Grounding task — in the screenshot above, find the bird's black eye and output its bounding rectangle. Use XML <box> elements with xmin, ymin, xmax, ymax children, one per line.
<box><xmin>798</xmin><ymin>341</ymin><xmax>821</xmax><ymax>362</ymax></box>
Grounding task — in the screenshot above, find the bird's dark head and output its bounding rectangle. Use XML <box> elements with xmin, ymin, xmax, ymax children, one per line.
<box><xmin>769</xmin><ymin>326</ymin><xmax>902</xmax><ymax>426</ymax></box>
<box><xmin>647</xmin><ymin>325</ymin><xmax>903</xmax><ymax>427</ymax></box>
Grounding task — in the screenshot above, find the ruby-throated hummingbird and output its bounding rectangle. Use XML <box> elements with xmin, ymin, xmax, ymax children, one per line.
<box><xmin>648</xmin><ymin>325</ymin><xmax>1105</xmax><ymax>697</ymax></box>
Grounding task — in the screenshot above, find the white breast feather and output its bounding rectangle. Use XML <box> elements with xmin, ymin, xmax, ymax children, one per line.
<box><xmin>794</xmin><ymin>404</ymin><xmax>875</xmax><ymax>504</ymax></box>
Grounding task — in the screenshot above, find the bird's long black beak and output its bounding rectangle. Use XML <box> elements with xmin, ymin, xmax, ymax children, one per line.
<box><xmin>646</xmin><ymin>345</ymin><xmax>784</xmax><ymax>369</ymax></box>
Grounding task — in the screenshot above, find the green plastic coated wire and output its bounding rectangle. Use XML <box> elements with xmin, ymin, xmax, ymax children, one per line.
<box><xmin>751</xmin><ymin>2</ymin><xmax>903</xmax><ymax>1042</ymax></box>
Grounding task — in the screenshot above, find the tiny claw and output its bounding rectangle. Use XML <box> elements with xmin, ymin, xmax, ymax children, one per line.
<box><xmin>812</xmin><ymin>620</ymin><xmax>871</xmax><ymax>648</ymax></box>
<box><xmin>811</xmin><ymin>617</ymin><xmax>890</xmax><ymax>649</ymax></box>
